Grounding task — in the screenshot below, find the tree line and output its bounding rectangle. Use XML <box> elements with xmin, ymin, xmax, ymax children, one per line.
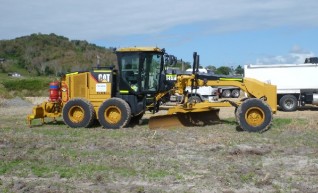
<box><xmin>206</xmin><ymin>65</ymin><xmax>244</xmax><ymax>75</ymax></box>
<box><xmin>0</xmin><ymin>33</ymin><xmax>244</xmax><ymax>77</ymax></box>
<box><xmin>0</xmin><ymin>33</ymin><xmax>116</xmax><ymax>76</ymax></box>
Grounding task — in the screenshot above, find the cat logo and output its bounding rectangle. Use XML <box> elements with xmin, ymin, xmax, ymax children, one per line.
<box><xmin>98</xmin><ymin>73</ymin><xmax>111</xmax><ymax>82</ymax></box>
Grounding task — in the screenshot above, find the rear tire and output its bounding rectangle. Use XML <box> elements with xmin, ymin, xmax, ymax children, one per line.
<box><xmin>279</xmin><ymin>95</ymin><xmax>298</xmax><ymax>112</ymax></box>
<box><xmin>236</xmin><ymin>98</ymin><xmax>272</xmax><ymax>132</ymax></box>
<box><xmin>62</xmin><ymin>98</ymin><xmax>96</xmax><ymax>128</ymax></box>
<box><xmin>98</xmin><ymin>98</ymin><xmax>131</xmax><ymax>129</ymax></box>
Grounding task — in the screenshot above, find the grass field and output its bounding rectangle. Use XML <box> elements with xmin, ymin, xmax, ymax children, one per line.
<box><xmin>1</xmin><ymin>102</ymin><xmax>318</xmax><ymax>193</ymax></box>
<box><xmin>0</xmin><ymin>72</ymin><xmax>55</xmax><ymax>98</ymax></box>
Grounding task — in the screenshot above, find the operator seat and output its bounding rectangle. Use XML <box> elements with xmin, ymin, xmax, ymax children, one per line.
<box><xmin>124</xmin><ymin>70</ymin><xmax>137</xmax><ymax>84</ymax></box>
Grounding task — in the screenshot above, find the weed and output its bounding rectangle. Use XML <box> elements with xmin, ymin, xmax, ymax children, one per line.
<box><xmin>240</xmin><ymin>172</ymin><xmax>255</xmax><ymax>183</ymax></box>
<box><xmin>272</xmin><ymin>118</ymin><xmax>292</xmax><ymax>128</ymax></box>
<box><xmin>0</xmin><ymin>160</ymin><xmax>23</xmax><ymax>175</ymax></box>
<box><xmin>146</xmin><ymin>169</ymin><xmax>171</xmax><ymax>179</ymax></box>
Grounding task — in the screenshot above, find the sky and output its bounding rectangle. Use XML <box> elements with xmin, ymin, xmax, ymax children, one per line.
<box><xmin>1</xmin><ymin>0</ymin><xmax>318</xmax><ymax>67</ymax></box>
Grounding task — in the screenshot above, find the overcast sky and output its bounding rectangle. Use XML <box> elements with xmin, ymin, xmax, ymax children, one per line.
<box><xmin>1</xmin><ymin>0</ymin><xmax>318</xmax><ymax>67</ymax></box>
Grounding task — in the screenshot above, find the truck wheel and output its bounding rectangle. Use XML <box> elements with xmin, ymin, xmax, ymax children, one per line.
<box><xmin>236</xmin><ymin>98</ymin><xmax>272</xmax><ymax>132</ymax></box>
<box><xmin>62</xmin><ymin>98</ymin><xmax>96</xmax><ymax>128</ymax></box>
<box><xmin>98</xmin><ymin>98</ymin><xmax>131</xmax><ymax>129</ymax></box>
<box><xmin>222</xmin><ymin>90</ymin><xmax>231</xmax><ymax>98</ymax></box>
<box><xmin>188</xmin><ymin>96</ymin><xmax>202</xmax><ymax>103</ymax></box>
<box><xmin>231</xmin><ymin>89</ymin><xmax>240</xmax><ymax>98</ymax></box>
<box><xmin>279</xmin><ymin>95</ymin><xmax>298</xmax><ymax>112</ymax></box>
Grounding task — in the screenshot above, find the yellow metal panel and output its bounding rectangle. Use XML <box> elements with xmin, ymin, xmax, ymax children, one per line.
<box><xmin>66</xmin><ymin>72</ymin><xmax>78</xmax><ymax>76</ymax></box>
<box><xmin>69</xmin><ymin>72</ymin><xmax>88</xmax><ymax>99</ymax></box>
<box><xmin>88</xmin><ymin>76</ymin><xmax>112</xmax><ymax>99</ymax></box>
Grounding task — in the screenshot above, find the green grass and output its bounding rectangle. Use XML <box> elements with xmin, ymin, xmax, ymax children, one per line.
<box><xmin>2</xmin><ymin>78</ymin><xmax>50</xmax><ymax>91</ymax></box>
<box><xmin>0</xmin><ymin>125</ymin><xmax>185</xmax><ymax>182</ymax></box>
<box><xmin>240</xmin><ymin>172</ymin><xmax>256</xmax><ymax>183</ymax></box>
<box><xmin>146</xmin><ymin>169</ymin><xmax>172</xmax><ymax>179</ymax></box>
<box><xmin>1</xmin><ymin>106</ymin><xmax>318</xmax><ymax>192</ymax></box>
<box><xmin>0</xmin><ymin>72</ymin><xmax>56</xmax><ymax>98</ymax></box>
<box><xmin>30</xmin><ymin>164</ymin><xmax>114</xmax><ymax>179</ymax></box>
<box><xmin>272</xmin><ymin>118</ymin><xmax>293</xmax><ymax>128</ymax></box>
<box><xmin>0</xmin><ymin>160</ymin><xmax>23</xmax><ymax>175</ymax></box>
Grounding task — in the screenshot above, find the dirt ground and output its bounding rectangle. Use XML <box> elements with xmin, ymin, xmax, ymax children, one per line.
<box><xmin>1</xmin><ymin>97</ymin><xmax>318</xmax><ymax>193</ymax></box>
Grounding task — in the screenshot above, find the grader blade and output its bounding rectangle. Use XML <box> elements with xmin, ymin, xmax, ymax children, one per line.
<box><xmin>149</xmin><ymin>109</ymin><xmax>220</xmax><ymax>129</ymax></box>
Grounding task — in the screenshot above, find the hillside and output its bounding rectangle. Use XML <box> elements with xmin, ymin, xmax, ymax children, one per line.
<box><xmin>0</xmin><ymin>33</ymin><xmax>117</xmax><ymax>76</ymax></box>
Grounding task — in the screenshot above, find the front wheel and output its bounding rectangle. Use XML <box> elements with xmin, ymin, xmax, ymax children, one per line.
<box><xmin>236</xmin><ymin>98</ymin><xmax>272</xmax><ymax>132</ymax></box>
<box><xmin>98</xmin><ymin>98</ymin><xmax>131</xmax><ymax>129</ymax></box>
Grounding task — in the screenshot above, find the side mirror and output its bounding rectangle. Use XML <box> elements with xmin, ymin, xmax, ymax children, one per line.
<box><xmin>166</xmin><ymin>55</ymin><xmax>177</xmax><ymax>66</ymax></box>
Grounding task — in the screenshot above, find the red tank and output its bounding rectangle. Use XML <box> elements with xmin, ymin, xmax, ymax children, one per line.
<box><xmin>49</xmin><ymin>81</ymin><xmax>60</xmax><ymax>102</ymax></box>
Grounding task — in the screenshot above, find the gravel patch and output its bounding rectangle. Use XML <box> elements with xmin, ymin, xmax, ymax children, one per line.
<box><xmin>1</xmin><ymin>97</ymin><xmax>33</xmax><ymax>107</ymax></box>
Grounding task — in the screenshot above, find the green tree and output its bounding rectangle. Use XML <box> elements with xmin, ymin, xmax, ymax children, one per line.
<box><xmin>215</xmin><ymin>66</ymin><xmax>231</xmax><ymax>75</ymax></box>
<box><xmin>235</xmin><ymin>65</ymin><xmax>244</xmax><ymax>75</ymax></box>
<box><xmin>206</xmin><ymin>65</ymin><xmax>216</xmax><ymax>70</ymax></box>
<box><xmin>206</xmin><ymin>65</ymin><xmax>216</xmax><ymax>73</ymax></box>
<box><xmin>44</xmin><ymin>66</ymin><xmax>54</xmax><ymax>76</ymax></box>
<box><xmin>171</xmin><ymin>59</ymin><xmax>191</xmax><ymax>71</ymax></box>
<box><xmin>0</xmin><ymin>33</ymin><xmax>116</xmax><ymax>76</ymax></box>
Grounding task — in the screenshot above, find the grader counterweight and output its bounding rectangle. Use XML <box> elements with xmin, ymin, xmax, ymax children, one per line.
<box><xmin>27</xmin><ymin>47</ymin><xmax>277</xmax><ymax>132</ymax></box>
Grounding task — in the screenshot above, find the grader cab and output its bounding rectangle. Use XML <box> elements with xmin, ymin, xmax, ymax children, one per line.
<box><xmin>28</xmin><ymin>47</ymin><xmax>277</xmax><ymax>132</ymax></box>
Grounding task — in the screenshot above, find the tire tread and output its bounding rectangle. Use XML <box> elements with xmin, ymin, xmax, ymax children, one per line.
<box><xmin>236</xmin><ymin>98</ymin><xmax>273</xmax><ymax>132</ymax></box>
<box><xmin>98</xmin><ymin>98</ymin><xmax>131</xmax><ymax>129</ymax></box>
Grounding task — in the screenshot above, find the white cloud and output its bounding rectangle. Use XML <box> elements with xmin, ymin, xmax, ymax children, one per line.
<box><xmin>1</xmin><ymin>0</ymin><xmax>318</xmax><ymax>40</ymax></box>
<box><xmin>256</xmin><ymin>46</ymin><xmax>315</xmax><ymax>64</ymax></box>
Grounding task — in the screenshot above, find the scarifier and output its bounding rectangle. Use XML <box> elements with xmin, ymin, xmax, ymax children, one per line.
<box><xmin>27</xmin><ymin>47</ymin><xmax>277</xmax><ymax>132</ymax></box>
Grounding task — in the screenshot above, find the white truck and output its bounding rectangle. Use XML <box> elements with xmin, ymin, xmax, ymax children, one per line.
<box><xmin>218</xmin><ymin>86</ymin><xmax>241</xmax><ymax>98</ymax></box>
<box><xmin>185</xmin><ymin>68</ymin><xmax>241</xmax><ymax>98</ymax></box>
<box><xmin>166</xmin><ymin>68</ymin><xmax>219</xmax><ymax>104</ymax></box>
<box><xmin>244</xmin><ymin>60</ymin><xmax>318</xmax><ymax>111</ymax></box>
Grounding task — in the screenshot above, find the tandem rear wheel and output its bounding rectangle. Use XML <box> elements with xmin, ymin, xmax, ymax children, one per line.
<box><xmin>98</xmin><ymin>98</ymin><xmax>131</xmax><ymax>129</ymax></box>
<box><xmin>62</xmin><ymin>98</ymin><xmax>96</xmax><ymax>128</ymax></box>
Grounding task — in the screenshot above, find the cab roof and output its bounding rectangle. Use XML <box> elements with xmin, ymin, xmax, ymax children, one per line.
<box><xmin>117</xmin><ymin>47</ymin><xmax>163</xmax><ymax>53</ymax></box>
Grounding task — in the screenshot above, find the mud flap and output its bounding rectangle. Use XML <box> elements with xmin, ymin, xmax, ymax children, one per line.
<box><xmin>149</xmin><ymin>109</ymin><xmax>220</xmax><ymax>129</ymax></box>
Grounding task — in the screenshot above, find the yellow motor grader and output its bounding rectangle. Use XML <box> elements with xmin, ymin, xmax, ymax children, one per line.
<box><xmin>27</xmin><ymin>47</ymin><xmax>277</xmax><ymax>132</ymax></box>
